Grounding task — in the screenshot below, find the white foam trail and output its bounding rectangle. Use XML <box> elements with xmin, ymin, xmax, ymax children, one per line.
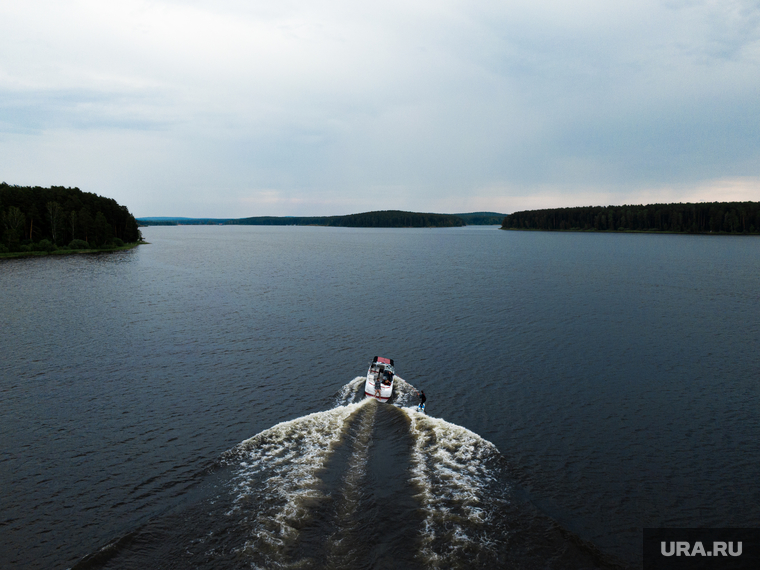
<box><xmin>402</xmin><ymin>407</ymin><xmax>503</xmax><ymax>568</ymax></box>
<box><xmin>335</xmin><ymin>376</ymin><xmax>367</xmax><ymax>405</ymax></box>
<box><xmin>224</xmin><ymin>374</ymin><xmax>506</xmax><ymax>569</ymax></box>
<box><xmin>390</xmin><ymin>376</ymin><xmax>419</xmax><ymax>407</ymax></box>
<box><xmin>227</xmin><ymin>398</ymin><xmax>371</xmax><ymax>568</ymax></box>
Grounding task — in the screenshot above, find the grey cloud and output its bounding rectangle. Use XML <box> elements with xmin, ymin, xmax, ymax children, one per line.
<box><xmin>1</xmin><ymin>0</ymin><xmax>759</xmax><ymax>216</ymax></box>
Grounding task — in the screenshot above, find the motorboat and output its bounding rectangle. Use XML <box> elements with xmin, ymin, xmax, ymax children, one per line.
<box><xmin>364</xmin><ymin>356</ymin><xmax>394</xmax><ymax>402</ymax></box>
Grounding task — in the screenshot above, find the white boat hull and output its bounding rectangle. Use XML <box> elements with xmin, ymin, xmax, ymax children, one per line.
<box><xmin>364</xmin><ymin>373</ymin><xmax>393</xmax><ymax>402</ymax></box>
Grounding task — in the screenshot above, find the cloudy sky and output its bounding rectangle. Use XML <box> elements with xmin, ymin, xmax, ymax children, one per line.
<box><xmin>1</xmin><ymin>0</ymin><xmax>759</xmax><ymax>217</ymax></box>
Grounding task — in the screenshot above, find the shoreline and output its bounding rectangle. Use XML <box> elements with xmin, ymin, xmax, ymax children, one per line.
<box><xmin>500</xmin><ymin>227</ymin><xmax>760</xmax><ymax>236</ymax></box>
<box><xmin>0</xmin><ymin>242</ymin><xmax>144</xmax><ymax>261</ymax></box>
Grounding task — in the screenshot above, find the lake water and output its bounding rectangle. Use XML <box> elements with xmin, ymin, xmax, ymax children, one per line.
<box><xmin>1</xmin><ymin>226</ymin><xmax>759</xmax><ymax>569</ymax></box>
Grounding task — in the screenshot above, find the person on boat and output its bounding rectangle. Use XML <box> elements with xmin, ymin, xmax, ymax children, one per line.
<box><xmin>374</xmin><ymin>377</ymin><xmax>382</xmax><ymax>397</ymax></box>
<box><xmin>416</xmin><ymin>390</ymin><xmax>426</xmax><ymax>411</ymax></box>
<box><xmin>383</xmin><ymin>369</ymin><xmax>393</xmax><ymax>385</ymax></box>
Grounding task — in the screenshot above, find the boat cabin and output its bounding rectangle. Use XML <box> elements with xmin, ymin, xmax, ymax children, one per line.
<box><xmin>365</xmin><ymin>356</ymin><xmax>395</xmax><ymax>402</ymax></box>
<box><xmin>369</xmin><ymin>356</ymin><xmax>395</xmax><ymax>385</ymax></box>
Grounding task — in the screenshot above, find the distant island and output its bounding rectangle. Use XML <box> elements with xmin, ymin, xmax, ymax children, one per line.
<box><xmin>501</xmin><ymin>202</ymin><xmax>760</xmax><ymax>234</ymax></box>
<box><xmin>137</xmin><ymin>211</ymin><xmax>505</xmax><ymax>227</ymax></box>
<box><xmin>1</xmin><ymin>183</ymin><xmax>142</xmax><ymax>258</ymax></box>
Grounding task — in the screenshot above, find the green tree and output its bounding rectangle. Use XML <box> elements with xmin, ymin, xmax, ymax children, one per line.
<box><xmin>93</xmin><ymin>211</ymin><xmax>111</xmax><ymax>246</ymax></box>
<box><xmin>69</xmin><ymin>210</ymin><xmax>77</xmax><ymax>242</ymax></box>
<box><xmin>27</xmin><ymin>204</ymin><xmax>40</xmax><ymax>241</ymax></box>
<box><xmin>78</xmin><ymin>207</ymin><xmax>94</xmax><ymax>243</ymax></box>
<box><xmin>46</xmin><ymin>201</ymin><xmax>64</xmax><ymax>244</ymax></box>
<box><xmin>0</xmin><ymin>183</ymin><xmax>141</xmax><ymax>244</ymax></box>
<box><xmin>2</xmin><ymin>206</ymin><xmax>26</xmax><ymax>248</ymax></box>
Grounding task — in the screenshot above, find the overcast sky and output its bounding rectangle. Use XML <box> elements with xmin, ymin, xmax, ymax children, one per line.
<box><xmin>1</xmin><ymin>0</ymin><xmax>759</xmax><ymax>217</ymax></box>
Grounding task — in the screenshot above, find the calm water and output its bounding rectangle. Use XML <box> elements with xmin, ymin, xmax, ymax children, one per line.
<box><xmin>1</xmin><ymin>226</ymin><xmax>759</xmax><ymax>569</ymax></box>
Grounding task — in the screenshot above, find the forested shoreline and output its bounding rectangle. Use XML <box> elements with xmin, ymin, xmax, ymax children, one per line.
<box><xmin>502</xmin><ymin>202</ymin><xmax>760</xmax><ymax>234</ymax></box>
<box><xmin>137</xmin><ymin>211</ymin><xmax>505</xmax><ymax>227</ymax></box>
<box><xmin>1</xmin><ymin>183</ymin><xmax>141</xmax><ymax>255</ymax></box>
<box><xmin>140</xmin><ymin>210</ymin><xmax>467</xmax><ymax>227</ymax></box>
<box><xmin>238</xmin><ymin>210</ymin><xmax>466</xmax><ymax>227</ymax></box>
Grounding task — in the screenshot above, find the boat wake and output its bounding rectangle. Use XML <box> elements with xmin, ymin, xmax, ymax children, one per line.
<box><xmin>219</xmin><ymin>377</ymin><xmax>616</xmax><ymax>570</ymax></box>
<box><xmin>403</xmin><ymin>407</ymin><xmax>506</xmax><ymax>568</ymax></box>
<box><xmin>74</xmin><ymin>377</ymin><xmax>626</xmax><ymax>570</ymax></box>
<box><xmin>220</xmin><ymin>377</ymin><xmax>510</xmax><ymax>568</ymax></box>
<box><xmin>224</xmin><ymin>400</ymin><xmax>371</xmax><ymax>568</ymax></box>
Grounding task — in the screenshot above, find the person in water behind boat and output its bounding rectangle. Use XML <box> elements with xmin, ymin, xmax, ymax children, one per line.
<box><xmin>416</xmin><ymin>389</ymin><xmax>426</xmax><ymax>411</ymax></box>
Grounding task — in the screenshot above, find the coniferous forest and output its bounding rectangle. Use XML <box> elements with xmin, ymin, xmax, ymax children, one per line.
<box><xmin>138</xmin><ymin>211</ymin><xmax>470</xmax><ymax>227</ymax></box>
<box><xmin>230</xmin><ymin>210</ymin><xmax>466</xmax><ymax>227</ymax></box>
<box><xmin>0</xmin><ymin>183</ymin><xmax>141</xmax><ymax>253</ymax></box>
<box><xmin>502</xmin><ymin>202</ymin><xmax>760</xmax><ymax>234</ymax></box>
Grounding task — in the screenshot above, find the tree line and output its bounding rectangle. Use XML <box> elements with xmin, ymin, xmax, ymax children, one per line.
<box><xmin>327</xmin><ymin>211</ymin><xmax>465</xmax><ymax>227</ymax></box>
<box><xmin>501</xmin><ymin>202</ymin><xmax>760</xmax><ymax>234</ymax></box>
<box><xmin>227</xmin><ymin>210</ymin><xmax>466</xmax><ymax>227</ymax></box>
<box><xmin>137</xmin><ymin>211</ymin><xmax>505</xmax><ymax>227</ymax></box>
<box><xmin>1</xmin><ymin>183</ymin><xmax>141</xmax><ymax>253</ymax></box>
<box><xmin>454</xmin><ymin>212</ymin><xmax>504</xmax><ymax>225</ymax></box>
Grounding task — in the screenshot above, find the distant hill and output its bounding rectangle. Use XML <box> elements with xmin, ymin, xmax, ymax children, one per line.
<box><xmin>232</xmin><ymin>210</ymin><xmax>465</xmax><ymax>227</ymax></box>
<box><xmin>137</xmin><ymin>211</ymin><xmax>505</xmax><ymax>227</ymax></box>
<box><xmin>501</xmin><ymin>202</ymin><xmax>760</xmax><ymax>233</ymax></box>
<box><xmin>137</xmin><ymin>217</ymin><xmax>232</xmax><ymax>225</ymax></box>
<box><xmin>453</xmin><ymin>212</ymin><xmax>505</xmax><ymax>225</ymax></box>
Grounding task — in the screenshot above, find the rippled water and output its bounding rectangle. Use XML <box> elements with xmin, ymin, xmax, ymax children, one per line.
<box><xmin>1</xmin><ymin>226</ymin><xmax>759</xmax><ymax>569</ymax></box>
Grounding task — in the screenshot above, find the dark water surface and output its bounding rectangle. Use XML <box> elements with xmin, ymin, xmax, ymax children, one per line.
<box><xmin>1</xmin><ymin>226</ymin><xmax>759</xmax><ymax>569</ymax></box>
